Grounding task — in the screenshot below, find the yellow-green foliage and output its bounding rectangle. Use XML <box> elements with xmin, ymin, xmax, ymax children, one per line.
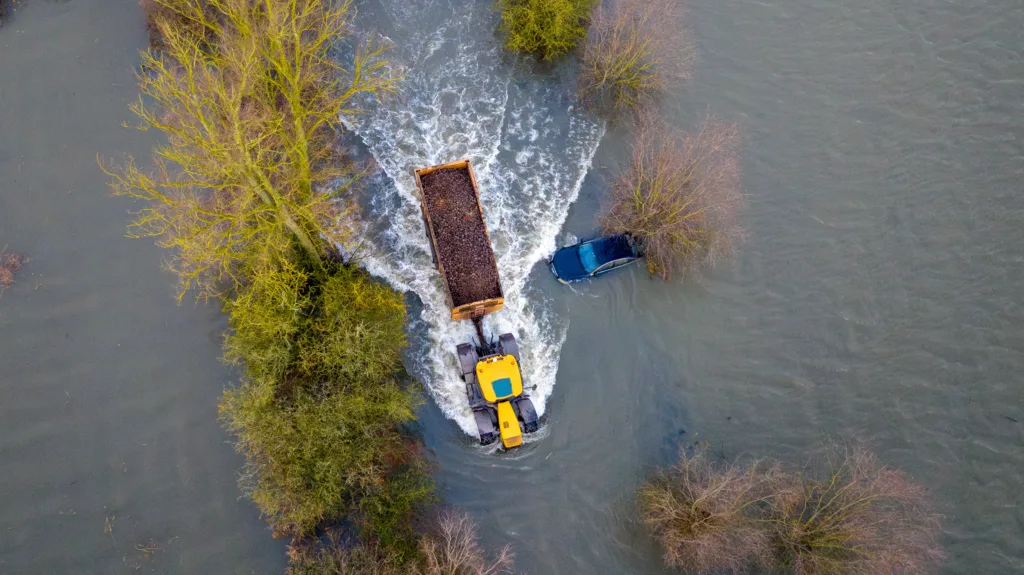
<box><xmin>220</xmin><ymin>373</ymin><xmax>421</xmax><ymax>538</ymax></box>
<box><xmin>498</xmin><ymin>0</ymin><xmax>596</xmax><ymax>60</ymax></box>
<box><xmin>117</xmin><ymin>0</ymin><xmax>439</xmax><ymax>568</ymax></box>
<box><xmin>223</xmin><ymin>261</ymin><xmax>408</xmax><ymax>386</ymax></box>
<box><xmin>223</xmin><ymin>258</ymin><xmax>312</xmax><ymax>381</ymax></box>
<box><xmin>296</xmin><ymin>269</ymin><xmax>409</xmax><ymax>387</ymax></box>
<box><xmin>105</xmin><ymin>0</ymin><xmax>401</xmax><ymax>301</ymax></box>
<box><xmin>220</xmin><ymin>263</ymin><xmax>428</xmax><ymax>540</ymax></box>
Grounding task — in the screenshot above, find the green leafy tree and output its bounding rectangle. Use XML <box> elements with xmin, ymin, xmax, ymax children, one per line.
<box><xmin>220</xmin><ymin>372</ymin><xmax>422</xmax><ymax>538</ymax></box>
<box><xmin>498</xmin><ymin>0</ymin><xmax>596</xmax><ymax>60</ymax></box>
<box><xmin>220</xmin><ymin>261</ymin><xmax>432</xmax><ymax>543</ymax></box>
<box><xmin>105</xmin><ymin>0</ymin><xmax>400</xmax><ymax>300</ymax></box>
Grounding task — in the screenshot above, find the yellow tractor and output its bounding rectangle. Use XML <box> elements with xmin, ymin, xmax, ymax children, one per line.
<box><xmin>458</xmin><ymin>334</ymin><xmax>539</xmax><ymax>449</ymax></box>
<box><xmin>413</xmin><ymin>159</ymin><xmax>538</xmax><ymax>448</ymax></box>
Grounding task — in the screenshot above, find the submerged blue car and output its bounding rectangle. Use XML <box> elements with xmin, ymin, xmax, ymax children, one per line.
<box><xmin>549</xmin><ymin>234</ymin><xmax>641</xmax><ymax>284</ymax></box>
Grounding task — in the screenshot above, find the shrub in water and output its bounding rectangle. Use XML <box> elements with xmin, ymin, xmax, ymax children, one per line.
<box><xmin>579</xmin><ymin>0</ymin><xmax>693</xmax><ymax>113</ymax></box>
<box><xmin>220</xmin><ymin>372</ymin><xmax>423</xmax><ymax>538</ymax></box>
<box><xmin>761</xmin><ymin>445</ymin><xmax>945</xmax><ymax>575</ymax></box>
<box><xmin>0</xmin><ymin>250</ymin><xmax>28</xmax><ymax>296</ymax></box>
<box><xmin>287</xmin><ymin>533</ymin><xmax>406</xmax><ymax>575</ymax></box>
<box><xmin>638</xmin><ymin>445</ymin><xmax>776</xmax><ymax>573</ymax></box>
<box><xmin>220</xmin><ymin>264</ymin><xmax>425</xmax><ymax>539</ymax></box>
<box><xmin>417</xmin><ymin>509</ymin><xmax>516</xmax><ymax>575</ymax></box>
<box><xmin>498</xmin><ymin>0</ymin><xmax>596</xmax><ymax>60</ymax></box>
<box><xmin>296</xmin><ymin>267</ymin><xmax>409</xmax><ymax>388</ymax></box>
<box><xmin>286</xmin><ymin>509</ymin><xmax>515</xmax><ymax>575</ymax></box>
<box><xmin>222</xmin><ymin>257</ymin><xmax>312</xmax><ymax>381</ymax></box>
<box><xmin>638</xmin><ymin>444</ymin><xmax>945</xmax><ymax>575</ymax></box>
<box><xmin>602</xmin><ymin>117</ymin><xmax>743</xmax><ymax>280</ymax></box>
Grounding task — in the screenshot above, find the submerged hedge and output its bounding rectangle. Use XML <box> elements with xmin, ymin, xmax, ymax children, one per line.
<box><xmin>497</xmin><ymin>0</ymin><xmax>596</xmax><ymax>60</ymax></box>
<box><xmin>220</xmin><ymin>261</ymin><xmax>434</xmax><ymax>552</ymax></box>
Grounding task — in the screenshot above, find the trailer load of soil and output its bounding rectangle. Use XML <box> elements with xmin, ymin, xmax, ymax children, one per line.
<box><xmin>419</xmin><ymin>167</ymin><xmax>502</xmax><ymax>308</ymax></box>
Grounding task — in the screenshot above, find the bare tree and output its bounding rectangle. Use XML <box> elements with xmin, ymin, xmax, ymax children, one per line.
<box><xmin>762</xmin><ymin>445</ymin><xmax>945</xmax><ymax>575</ymax></box>
<box><xmin>286</xmin><ymin>529</ymin><xmax>406</xmax><ymax>575</ymax></box>
<box><xmin>639</xmin><ymin>443</ymin><xmax>944</xmax><ymax>574</ymax></box>
<box><xmin>639</xmin><ymin>445</ymin><xmax>779</xmax><ymax>573</ymax></box>
<box><xmin>104</xmin><ymin>0</ymin><xmax>400</xmax><ymax>300</ymax></box>
<box><xmin>579</xmin><ymin>0</ymin><xmax>694</xmax><ymax>113</ymax></box>
<box><xmin>602</xmin><ymin>117</ymin><xmax>743</xmax><ymax>280</ymax></box>
<box><xmin>416</xmin><ymin>509</ymin><xmax>515</xmax><ymax>575</ymax></box>
<box><xmin>140</xmin><ymin>0</ymin><xmax>220</xmax><ymax>51</ymax></box>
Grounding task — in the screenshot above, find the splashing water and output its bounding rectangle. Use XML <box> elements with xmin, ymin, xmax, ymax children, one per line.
<box><xmin>345</xmin><ymin>0</ymin><xmax>604</xmax><ymax>435</ymax></box>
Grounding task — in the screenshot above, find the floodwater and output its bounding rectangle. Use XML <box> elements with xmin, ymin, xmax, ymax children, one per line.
<box><xmin>0</xmin><ymin>2</ymin><xmax>286</xmax><ymax>572</ymax></box>
<box><xmin>2</xmin><ymin>0</ymin><xmax>1023</xmax><ymax>574</ymax></box>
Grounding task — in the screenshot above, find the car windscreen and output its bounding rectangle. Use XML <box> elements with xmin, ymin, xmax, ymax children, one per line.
<box><xmin>578</xmin><ymin>243</ymin><xmax>600</xmax><ymax>273</ymax></box>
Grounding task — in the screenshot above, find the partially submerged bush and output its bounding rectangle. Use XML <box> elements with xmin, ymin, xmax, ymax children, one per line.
<box><xmin>361</xmin><ymin>464</ymin><xmax>439</xmax><ymax>562</ymax></box>
<box><xmin>286</xmin><ymin>510</ymin><xmax>514</xmax><ymax>575</ymax></box>
<box><xmin>296</xmin><ymin>266</ymin><xmax>409</xmax><ymax>387</ymax></box>
<box><xmin>223</xmin><ymin>261</ymin><xmax>408</xmax><ymax>386</ymax></box>
<box><xmin>221</xmin><ymin>372</ymin><xmax>424</xmax><ymax>538</ymax></box>
<box><xmin>416</xmin><ymin>509</ymin><xmax>515</xmax><ymax>575</ymax></box>
<box><xmin>638</xmin><ymin>444</ymin><xmax>944</xmax><ymax>575</ymax></box>
<box><xmin>638</xmin><ymin>445</ymin><xmax>775</xmax><ymax>573</ymax></box>
<box><xmin>287</xmin><ymin>533</ymin><xmax>406</xmax><ymax>575</ymax></box>
<box><xmin>222</xmin><ymin>258</ymin><xmax>312</xmax><ymax>381</ymax></box>
<box><xmin>497</xmin><ymin>0</ymin><xmax>596</xmax><ymax>60</ymax></box>
<box><xmin>579</xmin><ymin>0</ymin><xmax>693</xmax><ymax>113</ymax></box>
<box><xmin>220</xmin><ymin>264</ymin><xmax>426</xmax><ymax>539</ymax></box>
<box><xmin>762</xmin><ymin>446</ymin><xmax>945</xmax><ymax>575</ymax></box>
<box><xmin>0</xmin><ymin>249</ymin><xmax>28</xmax><ymax>296</ymax></box>
<box><xmin>603</xmin><ymin>118</ymin><xmax>742</xmax><ymax>280</ymax></box>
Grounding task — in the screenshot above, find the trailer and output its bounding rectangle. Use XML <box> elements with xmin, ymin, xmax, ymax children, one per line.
<box><xmin>414</xmin><ymin>159</ymin><xmax>504</xmax><ymax>321</ymax></box>
<box><xmin>414</xmin><ymin>159</ymin><xmax>538</xmax><ymax>448</ymax></box>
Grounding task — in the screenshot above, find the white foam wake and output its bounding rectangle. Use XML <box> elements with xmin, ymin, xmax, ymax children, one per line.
<box><xmin>345</xmin><ymin>0</ymin><xmax>604</xmax><ymax>434</ymax></box>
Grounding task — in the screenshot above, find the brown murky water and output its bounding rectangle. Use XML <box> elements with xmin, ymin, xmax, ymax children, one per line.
<box><xmin>1</xmin><ymin>0</ymin><xmax>1022</xmax><ymax>573</ymax></box>
<box><xmin>0</xmin><ymin>2</ymin><xmax>285</xmax><ymax>572</ymax></box>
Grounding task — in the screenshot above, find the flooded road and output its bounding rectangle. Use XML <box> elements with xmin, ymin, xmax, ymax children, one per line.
<box><xmin>2</xmin><ymin>0</ymin><xmax>1023</xmax><ymax>573</ymax></box>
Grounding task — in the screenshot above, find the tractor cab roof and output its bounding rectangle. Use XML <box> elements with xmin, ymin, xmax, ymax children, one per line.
<box><xmin>475</xmin><ymin>354</ymin><xmax>523</xmax><ymax>402</ymax></box>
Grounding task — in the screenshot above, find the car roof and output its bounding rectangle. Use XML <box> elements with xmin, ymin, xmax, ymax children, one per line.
<box><xmin>583</xmin><ymin>234</ymin><xmax>635</xmax><ymax>264</ymax></box>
